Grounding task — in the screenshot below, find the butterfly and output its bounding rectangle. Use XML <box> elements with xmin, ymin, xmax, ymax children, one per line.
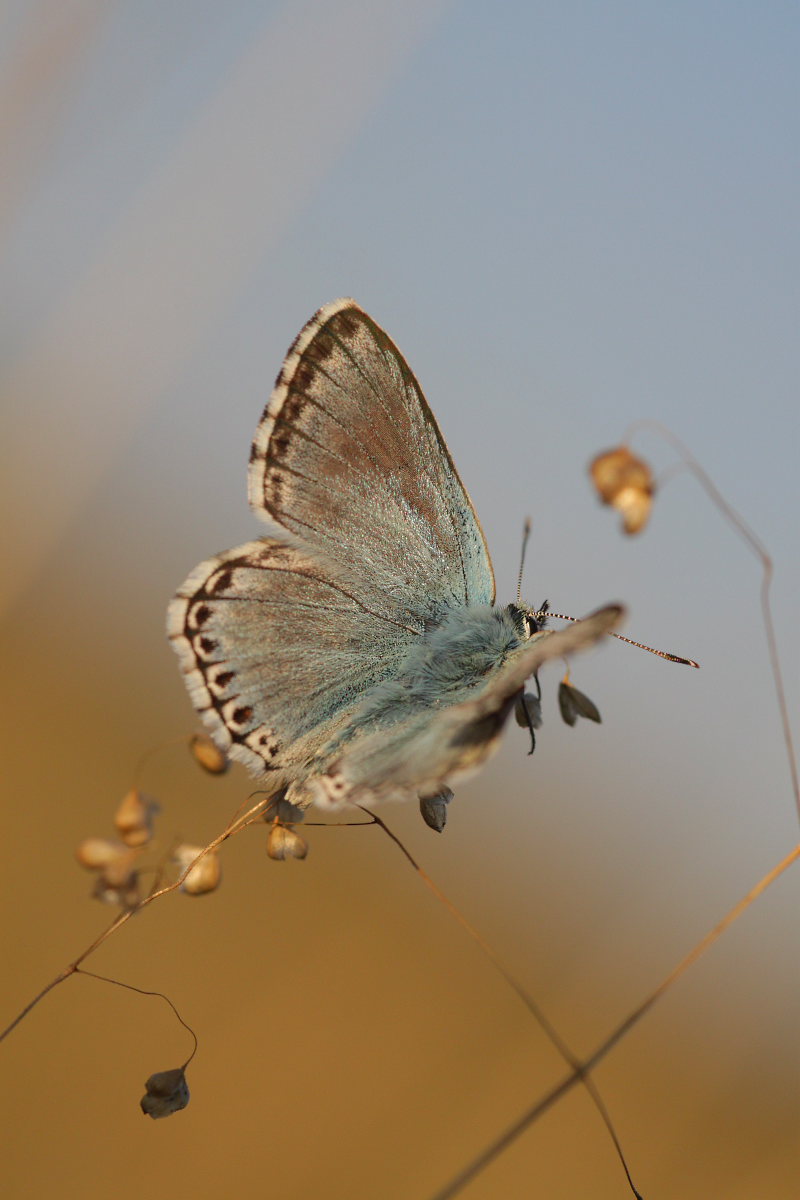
<box><xmin>167</xmin><ymin>300</ymin><xmax>622</xmax><ymax>813</ymax></box>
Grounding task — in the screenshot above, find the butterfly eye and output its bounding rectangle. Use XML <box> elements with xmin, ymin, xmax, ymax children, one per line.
<box><xmin>508</xmin><ymin>604</ymin><xmax>540</xmax><ymax>640</ymax></box>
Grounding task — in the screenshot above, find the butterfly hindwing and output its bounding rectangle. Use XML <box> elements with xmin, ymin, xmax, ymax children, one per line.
<box><xmin>167</xmin><ymin>538</ymin><xmax>420</xmax><ymax>776</ymax></box>
<box><xmin>248</xmin><ymin>299</ymin><xmax>495</xmax><ymax>626</ymax></box>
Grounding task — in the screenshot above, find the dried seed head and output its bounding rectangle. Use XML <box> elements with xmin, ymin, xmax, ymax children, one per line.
<box><xmin>589</xmin><ymin>446</ymin><xmax>654</xmax><ymax>534</ymax></box>
<box><xmin>140</xmin><ymin>1067</ymin><xmax>190</xmax><ymax>1119</ymax></box>
<box><xmin>418</xmin><ymin>787</ymin><xmax>454</xmax><ymax>833</ymax></box>
<box><xmin>114</xmin><ymin>789</ymin><xmax>159</xmax><ymax>847</ymax></box>
<box><xmin>92</xmin><ymin>848</ymin><xmax>141</xmax><ymax>910</ymax></box>
<box><xmin>514</xmin><ymin>692</ymin><xmax>542</xmax><ymax>729</ymax></box>
<box><xmin>514</xmin><ymin>690</ymin><xmax>543</xmax><ymax>755</ymax></box>
<box><xmin>614</xmin><ymin>484</ymin><xmax>653</xmax><ymax>534</ymax></box>
<box><xmin>275</xmin><ymin>797</ymin><xmax>305</xmax><ymax>825</ymax></box>
<box><xmin>558</xmin><ymin>680</ymin><xmax>601</xmax><ymax>727</ymax></box>
<box><xmin>266</xmin><ymin>824</ymin><xmax>308</xmax><ymax>860</ymax></box>
<box><xmin>77</xmin><ymin>838</ymin><xmax>140</xmax><ymax>908</ymax></box>
<box><xmin>189</xmin><ymin>732</ymin><xmax>229</xmax><ymax>774</ymax></box>
<box><xmin>92</xmin><ymin>875</ymin><xmax>141</xmax><ymax>910</ymax></box>
<box><xmin>261</xmin><ymin>794</ymin><xmax>305</xmax><ymax>824</ymax></box>
<box><xmin>75</xmin><ymin>837</ymin><xmax>130</xmax><ymax>870</ymax></box>
<box><xmin>172</xmin><ymin>844</ymin><xmax>221</xmax><ymax>895</ymax></box>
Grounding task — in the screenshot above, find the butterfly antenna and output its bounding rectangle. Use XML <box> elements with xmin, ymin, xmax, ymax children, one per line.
<box><xmin>516</xmin><ymin>518</ymin><xmax>532</xmax><ymax>604</ymax></box>
<box><xmin>534</xmin><ymin>610</ymin><xmax>699</xmax><ymax>668</ymax></box>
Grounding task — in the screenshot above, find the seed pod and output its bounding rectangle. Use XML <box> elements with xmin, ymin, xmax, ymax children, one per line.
<box><xmin>276</xmin><ymin>797</ymin><xmax>305</xmax><ymax>825</ymax></box>
<box><xmin>92</xmin><ymin>847</ymin><xmax>141</xmax><ymax>910</ymax></box>
<box><xmin>614</xmin><ymin>484</ymin><xmax>653</xmax><ymax>534</ymax></box>
<box><xmin>418</xmin><ymin>786</ymin><xmax>453</xmax><ymax>833</ymax></box>
<box><xmin>558</xmin><ymin>681</ymin><xmax>601</xmax><ymax>727</ymax></box>
<box><xmin>514</xmin><ymin>692</ymin><xmax>542</xmax><ymax>729</ymax></box>
<box><xmin>75</xmin><ymin>837</ymin><xmax>129</xmax><ymax>870</ymax></box>
<box><xmin>140</xmin><ymin>1068</ymin><xmax>190</xmax><ymax>1119</ymax></box>
<box><xmin>514</xmin><ymin>690</ymin><xmax>542</xmax><ymax>756</ymax></box>
<box><xmin>189</xmin><ymin>732</ymin><xmax>229</xmax><ymax>774</ymax></box>
<box><xmin>266</xmin><ymin>824</ymin><xmax>308</xmax><ymax>860</ymax></box>
<box><xmin>114</xmin><ymin>789</ymin><xmax>159</xmax><ymax>847</ymax></box>
<box><xmin>172</xmin><ymin>844</ymin><xmax>221</xmax><ymax>895</ymax></box>
<box><xmin>589</xmin><ymin>446</ymin><xmax>654</xmax><ymax>534</ymax></box>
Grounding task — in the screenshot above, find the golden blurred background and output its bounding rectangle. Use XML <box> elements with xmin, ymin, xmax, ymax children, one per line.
<box><xmin>1</xmin><ymin>3</ymin><xmax>798</xmax><ymax>1197</ymax></box>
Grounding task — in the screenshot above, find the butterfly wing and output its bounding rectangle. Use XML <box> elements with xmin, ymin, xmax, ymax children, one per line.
<box><xmin>314</xmin><ymin>604</ymin><xmax>625</xmax><ymax>807</ymax></box>
<box><xmin>169</xmin><ymin>299</ymin><xmax>495</xmax><ymax>781</ymax></box>
<box><xmin>167</xmin><ymin>538</ymin><xmax>421</xmax><ymax>777</ymax></box>
<box><xmin>248</xmin><ymin>298</ymin><xmax>495</xmax><ymax>624</ymax></box>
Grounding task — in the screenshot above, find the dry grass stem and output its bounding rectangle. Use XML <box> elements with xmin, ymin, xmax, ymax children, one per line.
<box><xmin>0</xmin><ymin>792</ymin><xmax>272</xmax><ymax>1045</ymax></box>
<box><xmin>623</xmin><ymin>419</ymin><xmax>799</xmax><ymax>826</ymax></box>
<box><xmin>428</xmin><ymin>835</ymin><xmax>800</xmax><ymax>1198</ymax></box>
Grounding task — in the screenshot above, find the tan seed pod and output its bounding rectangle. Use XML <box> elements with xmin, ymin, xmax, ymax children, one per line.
<box><xmin>75</xmin><ymin>837</ymin><xmax>129</xmax><ymax>870</ymax></box>
<box><xmin>589</xmin><ymin>446</ymin><xmax>654</xmax><ymax>534</ymax></box>
<box><xmin>172</xmin><ymin>844</ymin><xmax>221</xmax><ymax>894</ymax></box>
<box><xmin>266</xmin><ymin>824</ymin><xmax>308</xmax><ymax>861</ymax></box>
<box><xmin>189</xmin><ymin>732</ymin><xmax>229</xmax><ymax>774</ymax></box>
<box><xmin>79</xmin><ymin>838</ymin><xmax>140</xmax><ymax>909</ymax></box>
<box><xmin>613</xmin><ymin>484</ymin><xmax>653</xmax><ymax>534</ymax></box>
<box><xmin>140</xmin><ymin>1067</ymin><xmax>190</xmax><ymax>1119</ymax></box>
<box><xmin>92</xmin><ymin>849</ymin><xmax>141</xmax><ymax>910</ymax></box>
<box><xmin>101</xmin><ymin>846</ymin><xmax>140</xmax><ymax>884</ymax></box>
<box><xmin>113</xmin><ymin>788</ymin><xmax>160</xmax><ymax>847</ymax></box>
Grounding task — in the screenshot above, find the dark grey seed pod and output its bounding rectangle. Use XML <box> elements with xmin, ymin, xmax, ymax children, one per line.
<box><xmin>418</xmin><ymin>786</ymin><xmax>454</xmax><ymax>833</ymax></box>
<box><xmin>558</xmin><ymin>681</ymin><xmax>601</xmax><ymax>726</ymax></box>
<box><xmin>276</xmin><ymin>797</ymin><xmax>305</xmax><ymax>825</ymax></box>
<box><xmin>141</xmin><ymin>1068</ymin><xmax>190</xmax><ymax>1119</ymax></box>
<box><xmin>514</xmin><ymin>692</ymin><xmax>542</xmax><ymax>729</ymax></box>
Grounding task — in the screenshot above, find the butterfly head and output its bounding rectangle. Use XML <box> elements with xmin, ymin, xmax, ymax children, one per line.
<box><xmin>505</xmin><ymin>599</ymin><xmax>550</xmax><ymax>641</ymax></box>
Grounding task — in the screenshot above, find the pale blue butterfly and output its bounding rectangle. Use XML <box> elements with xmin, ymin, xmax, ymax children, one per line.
<box><xmin>167</xmin><ymin>300</ymin><xmax>622</xmax><ymax>816</ymax></box>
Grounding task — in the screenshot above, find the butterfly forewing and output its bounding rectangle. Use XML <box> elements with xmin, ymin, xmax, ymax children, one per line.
<box><xmin>248</xmin><ymin>299</ymin><xmax>495</xmax><ymax>626</ymax></box>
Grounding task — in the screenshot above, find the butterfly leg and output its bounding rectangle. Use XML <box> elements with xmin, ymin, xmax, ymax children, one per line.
<box><xmin>514</xmin><ymin>689</ymin><xmax>542</xmax><ymax>756</ymax></box>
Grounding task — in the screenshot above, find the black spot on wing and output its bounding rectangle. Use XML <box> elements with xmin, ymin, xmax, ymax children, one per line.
<box><xmin>210</xmin><ymin>569</ymin><xmax>234</xmax><ymax>594</ymax></box>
